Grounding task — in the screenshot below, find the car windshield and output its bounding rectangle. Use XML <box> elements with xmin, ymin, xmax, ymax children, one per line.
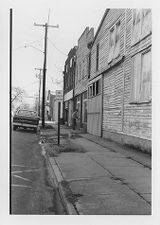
<box><xmin>17</xmin><ymin>110</ymin><xmax>37</xmax><ymax>117</ymax></box>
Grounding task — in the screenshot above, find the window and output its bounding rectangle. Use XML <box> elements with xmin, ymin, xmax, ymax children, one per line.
<box><xmin>114</xmin><ymin>21</ymin><xmax>121</xmax><ymax>58</ymax></box>
<box><xmin>140</xmin><ymin>51</ymin><xmax>151</xmax><ymax>101</ymax></box>
<box><xmin>131</xmin><ymin>50</ymin><xmax>151</xmax><ymax>103</ymax></box>
<box><xmin>79</xmin><ymin>64</ymin><xmax>81</xmax><ymax>81</ymax></box>
<box><xmin>96</xmin><ymin>44</ymin><xmax>99</xmax><ymax>71</ymax></box>
<box><xmin>132</xmin><ymin>9</ymin><xmax>151</xmax><ymax>45</ymax></box>
<box><xmin>76</xmin><ymin>65</ymin><xmax>78</xmax><ymax>84</ymax></box>
<box><xmin>70</xmin><ymin>58</ymin><xmax>73</xmax><ymax>67</ymax></box>
<box><xmin>71</xmin><ymin>57</ymin><xmax>74</xmax><ymax>67</ymax></box>
<box><xmin>96</xmin><ymin>80</ymin><xmax>101</xmax><ymax>95</ymax></box>
<box><xmin>92</xmin><ymin>83</ymin><xmax>95</xmax><ymax>96</ymax></box>
<box><xmin>88</xmin><ymin>53</ymin><xmax>91</xmax><ymax>78</ymax></box>
<box><xmin>88</xmin><ymin>79</ymin><xmax>101</xmax><ymax>98</ymax></box>
<box><xmin>108</xmin><ymin>20</ymin><xmax>121</xmax><ymax>63</ymax></box>
<box><xmin>141</xmin><ymin>9</ymin><xmax>151</xmax><ymax>38</ymax></box>
<box><xmin>89</xmin><ymin>85</ymin><xmax>93</xmax><ymax>97</ymax></box>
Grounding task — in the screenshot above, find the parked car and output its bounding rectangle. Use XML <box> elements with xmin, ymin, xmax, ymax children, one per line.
<box><xmin>13</xmin><ymin>109</ymin><xmax>40</xmax><ymax>132</ymax></box>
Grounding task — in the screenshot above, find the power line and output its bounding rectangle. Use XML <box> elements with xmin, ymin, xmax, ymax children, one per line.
<box><xmin>13</xmin><ymin>38</ymin><xmax>44</xmax><ymax>51</ymax></box>
<box><xmin>48</xmin><ymin>37</ymin><xmax>67</xmax><ymax>56</ymax></box>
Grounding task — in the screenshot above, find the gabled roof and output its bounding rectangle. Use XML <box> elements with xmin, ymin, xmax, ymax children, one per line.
<box><xmin>92</xmin><ymin>9</ymin><xmax>110</xmax><ymax>46</ymax></box>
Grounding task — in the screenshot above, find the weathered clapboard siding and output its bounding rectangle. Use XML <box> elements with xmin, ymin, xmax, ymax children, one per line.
<box><xmin>123</xmin><ymin>9</ymin><xmax>152</xmax><ymax>141</ymax></box>
<box><xmin>103</xmin><ymin>63</ymin><xmax>124</xmax><ymax>132</ymax></box>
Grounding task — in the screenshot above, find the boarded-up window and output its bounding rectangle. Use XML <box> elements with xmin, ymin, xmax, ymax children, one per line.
<box><xmin>132</xmin><ymin>9</ymin><xmax>142</xmax><ymax>44</ymax></box>
<box><xmin>108</xmin><ymin>27</ymin><xmax>115</xmax><ymax>63</ymax></box>
<box><xmin>141</xmin><ymin>9</ymin><xmax>151</xmax><ymax>38</ymax></box>
<box><xmin>96</xmin><ymin>44</ymin><xmax>99</xmax><ymax>71</ymax></box>
<box><xmin>114</xmin><ymin>21</ymin><xmax>121</xmax><ymax>59</ymax></box>
<box><xmin>131</xmin><ymin>50</ymin><xmax>151</xmax><ymax>102</ymax></box>
<box><xmin>108</xmin><ymin>20</ymin><xmax>121</xmax><ymax>63</ymax></box>
<box><xmin>132</xmin><ymin>9</ymin><xmax>151</xmax><ymax>45</ymax></box>
<box><xmin>131</xmin><ymin>54</ymin><xmax>141</xmax><ymax>101</ymax></box>
<box><xmin>140</xmin><ymin>51</ymin><xmax>151</xmax><ymax>101</ymax></box>
<box><xmin>88</xmin><ymin>53</ymin><xmax>91</xmax><ymax>78</ymax></box>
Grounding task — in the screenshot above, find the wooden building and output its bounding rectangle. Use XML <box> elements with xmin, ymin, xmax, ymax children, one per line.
<box><xmin>74</xmin><ymin>27</ymin><xmax>94</xmax><ymax>131</ymax></box>
<box><xmin>88</xmin><ymin>9</ymin><xmax>152</xmax><ymax>153</ymax></box>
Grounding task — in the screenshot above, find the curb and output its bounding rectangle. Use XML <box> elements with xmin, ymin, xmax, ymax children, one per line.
<box><xmin>40</xmin><ymin>144</ymin><xmax>78</xmax><ymax>215</ymax></box>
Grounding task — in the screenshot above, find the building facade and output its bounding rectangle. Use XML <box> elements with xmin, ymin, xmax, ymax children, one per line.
<box><xmin>46</xmin><ymin>90</ymin><xmax>55</xmax><ymax>121</ymax></box>
<box><xmin>47</xmin><ymin>90</ymin><xmax>63</xmax><ymax>122</ymax></box>
<box><xmin>63</xmin><ymin>46</ymin><xmax>77</xmax><ymax>126</ymax></box>
<box><xmin>88</xmin><ymin>9</ymin><xmax>151</xmax><ymax>152</ymax></box>
<box><xmin>74</xmin><ymin>27</ymin><xmax>94</xmax><ymax>131</ymax></box>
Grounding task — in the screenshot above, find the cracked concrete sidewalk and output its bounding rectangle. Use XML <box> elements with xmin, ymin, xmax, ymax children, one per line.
<box><xmin>40</xmin><ymin>123</ymin><xmax>151</xmax><ymax>215</ymax></box>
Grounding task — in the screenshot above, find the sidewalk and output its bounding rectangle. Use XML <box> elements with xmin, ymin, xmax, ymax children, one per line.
<box><xmin>39</xmin><ymin>123</ymin><xmax>151</xmax><ymax>215</ymax></box>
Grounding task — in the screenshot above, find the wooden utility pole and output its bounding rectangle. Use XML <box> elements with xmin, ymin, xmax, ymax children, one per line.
<box><xmin>35</xmin><ymin>68</ymin><xmax>43</xmax><ymax>117</ymax></box>
<box><xmin>34</xmin><ymin>21</ymin><xmax>59</xmax><ymax>127</ymax></box>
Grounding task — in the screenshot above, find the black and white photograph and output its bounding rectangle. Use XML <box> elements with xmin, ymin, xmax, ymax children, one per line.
<box><xmin>1</xmin><ymin>0</ymin><xmax>160</xmax><ymax>224</ymax></box>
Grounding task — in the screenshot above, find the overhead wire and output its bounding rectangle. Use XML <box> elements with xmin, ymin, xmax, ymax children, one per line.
<box><xmin>13</xmin><ymin>38</ymin><xmax>44</xmax><ymax>51</ymax></box>
<box><xmin>47</xmin><ymin>37</ymin><xmax>67</xmax><ymax>56</ymax></box>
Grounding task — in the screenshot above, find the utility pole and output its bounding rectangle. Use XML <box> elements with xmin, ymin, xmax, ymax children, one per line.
<box><xmin>34</xmin><ymin>21</ymin><xmax>59</xmax><ymax>127</ymax></box>
<box><xmin>35</xmin><ymin>68</ymin><xmax>43</xmax><ymax>117</ymax></box>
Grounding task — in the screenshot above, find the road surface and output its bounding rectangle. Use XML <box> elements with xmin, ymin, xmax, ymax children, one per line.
<box><xmin>11</xmin><ymin>127</ymin><xmax>64</xmax><ymax>214</ymax></box>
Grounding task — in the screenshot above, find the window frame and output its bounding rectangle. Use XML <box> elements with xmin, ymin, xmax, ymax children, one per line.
<box><xmin>108</xmin><ymin>19</ymin><xmax>121</xmax><ymax>64</ymax></box>
<box><xmin>88</xmin><ymin>79</ymin><xmax>101</xmax><ymax>99</ymax></box>
<box><xmin>131</xmin><ymin>9</ymin><xmax>152</xmax><ymax>46</ymax></box>
<box><xmin>130</xmin><ymin>48</ymin><xmax>152</xmax><ymax>104</ymax></box>
<box><xmin>96</xmin><ymin>43</ymin><xmax>99</xmax><ymax>71</ymax></box>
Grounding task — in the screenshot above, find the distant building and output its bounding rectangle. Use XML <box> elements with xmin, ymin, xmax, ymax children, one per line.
<box><xmin>47</xmin><ymin>90</ymin><xmax>63</xmax><ymax>122</ymax></box>
<box><xmin>46</xmin><ymin>90</ymin><xmax>55</xmax><ymax>121</ymax></box>
<box><xmin>74</xmin><ymin>27</ymin><xmax>94</xmax><ymax>131</ymax></box>
<box><xmin>63</xmin><ymin>46</ymin><xmax>77</xmax><ymax>126</ymax></box>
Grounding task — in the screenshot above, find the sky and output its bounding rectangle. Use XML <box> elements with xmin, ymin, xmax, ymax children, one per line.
<box><xmin>1</xmin><ymin>0</ymin><xmax>110</xmax><ymax>101</ymax></box>
<box><xmin>1</xmin><ymin>0</ymin><xmax>154</xmax><ymax>99</ymax></box>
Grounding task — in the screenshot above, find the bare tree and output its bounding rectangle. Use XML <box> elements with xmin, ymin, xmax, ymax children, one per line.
<box><xmin>11</xmin><ymin>87</ymin><xmax>25</xmax><ymax>103</ymax></box>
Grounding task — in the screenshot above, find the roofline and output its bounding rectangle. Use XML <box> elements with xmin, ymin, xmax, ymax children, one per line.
<box><xmin>92</xmin><ymin>9</ymin><xmax>110</xmax><ymax>46</ymax></box>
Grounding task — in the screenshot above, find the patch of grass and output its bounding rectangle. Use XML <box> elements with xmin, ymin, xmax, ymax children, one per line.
<box><xmin>60</xmin><ymin>140</ymin><xmax>86</xmax><ymax>153</ymax></box>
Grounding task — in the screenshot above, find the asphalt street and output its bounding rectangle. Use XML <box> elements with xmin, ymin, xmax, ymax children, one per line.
<box><xmin>11</xmin><ymin>128</ymin><xmax>64</xmax><ymax>215</ymax></box>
